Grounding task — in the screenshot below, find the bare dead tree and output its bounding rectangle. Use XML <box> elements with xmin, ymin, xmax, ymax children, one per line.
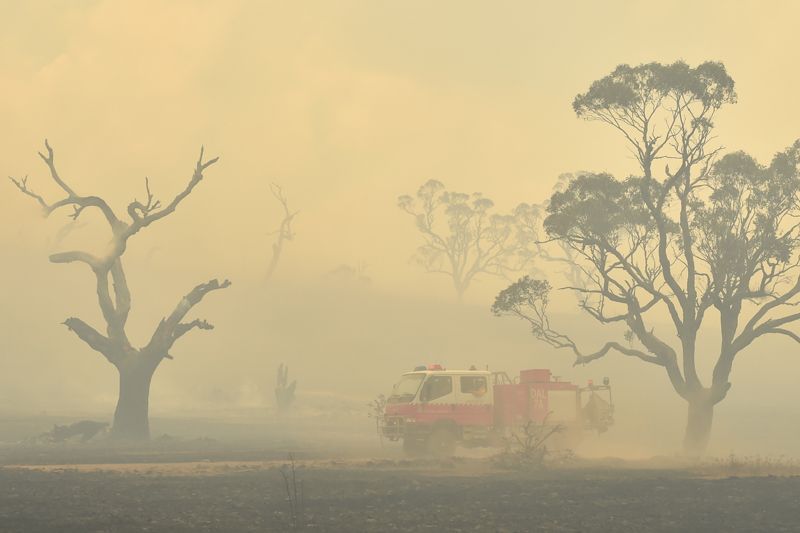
<box><xmin>495</xmin><ymin>61</ymin><xmax>800</xmax><ymax>455</ymax></box>
<box><xmin>11</xmin><ymin>141</ymin><xmax>230</xmax><ymax>440</ymax></box>
<box><xmin>398</xmin><ymin>180</ymin><xmax>539</xmax><ymax>301</ymax></box>
<box><xmin>265</xmin><ymin>183</ymin><xmax>298</xmax><ymax>283</ymax></box>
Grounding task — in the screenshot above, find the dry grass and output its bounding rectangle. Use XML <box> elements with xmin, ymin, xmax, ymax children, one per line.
<box><xmin>693</xmin><ymin>454</ymin><xmax>800</xmax><ymax>478</ymax></box>
<box><xmin>491</xmin><ymin>419</ymin><xmax>572</xmax><ymax>470</ymax></box>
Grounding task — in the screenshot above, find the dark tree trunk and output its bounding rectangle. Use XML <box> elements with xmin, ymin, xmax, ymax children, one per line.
<box><xmin>683</xmin><ymin>397</ymin><xmax>714</xmax><ymax>456</ymax></box>
<box><xmin>111</xmin><ymin>363</ymin><xmax>155</xmax><ymax>440</ymax></box>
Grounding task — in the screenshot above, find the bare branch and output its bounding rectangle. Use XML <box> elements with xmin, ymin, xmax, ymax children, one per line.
<box><xmin>62</xmin><ymin>317</ymin><xmax>118</xmax><ymax>365</ymax></box>
<box><xmin>124</xmin><ymin>147</ymin><xmax>219</xmax><ymax>241</ymax></box>
<box><xmin>12</xmin><ymin>141</ymin><xmax>123</xmax><ymax>231</ymax></box>
<box><xmin>174</xmin><ymin>319</ymin><xmax>215</xmax><ymax>340</ymax></box>
<box><xmin>146</xmin><ymin>278</ymin><xmax>231</xmax><ymax>356</ymax></box>
<box><xmin>38</xmin><ymin>139</ymin><xmax>75</xmax><ymax>197</ymax></box>
<box><xmin>740</xmin><ymin>275</ymin><xmax>800</xmax><ymax>336</ymax></box>
<box><xmin>766</xmin><ymin>327</ymin><xmax>800</xmax><ymax>344</ymax></box>
<box><xmin>9</xmin><ymin>175</ymin><xmax>48</xmax><ymax>211</ymax></box>
<box><xmin>126</xmin><ymin>177</ymin><xmax>162</xmax><ymax>220</ymax></box>
<box><xmin>49</xmin><ymin>250</ymin><xmax>103</xmax><ymax>268</ymax></box>
<box><xmin>493</xmin><ymin>277</ymin><xmax>665</xmax><ymax>368</ymax></box>
<box><xmin>574</xmin><ymin>340</ymin><xmax>664</xmax><ymax>366</ymax></box>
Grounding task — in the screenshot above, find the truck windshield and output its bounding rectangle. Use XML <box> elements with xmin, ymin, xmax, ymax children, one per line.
<box><xmin>388</xmin><ymin>374</ymin><xmax>425</xmax><ymax>403</ymax></box>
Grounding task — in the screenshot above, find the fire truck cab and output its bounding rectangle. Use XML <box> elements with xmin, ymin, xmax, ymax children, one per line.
<box><xmin>382</xmin><ymin>365</ymin><xmax>613</xmax><ymax>456</ymax></box>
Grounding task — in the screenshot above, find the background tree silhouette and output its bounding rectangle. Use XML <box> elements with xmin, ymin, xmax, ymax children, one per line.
<box><xmin>399</xmin><ymin>179</ymin><xmax>541</xmax><ymax>301</ymax></box>
<box><xmin>264</xmin><ymin>183</ymin><xmax>298</xmax><ymax>283</ymax></box>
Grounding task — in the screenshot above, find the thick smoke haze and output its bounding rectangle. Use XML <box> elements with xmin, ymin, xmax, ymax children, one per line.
<box><xmin>2</xmin><ymin>0</ymin><xmax>800</xmax><ymax>459</ymax></box>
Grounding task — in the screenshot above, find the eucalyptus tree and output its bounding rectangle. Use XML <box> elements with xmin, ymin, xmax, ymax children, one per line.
<box><xmin>493</xmin><ymin>61</ymin><xmax>800</xmax><ymax>454</ymax></box>
<box><xmin>11</xmin><ymin>141</ymin><xmax>229</xmax><ymax>440</ymax></box>
<box><xmin>399</xmin><ymin>180</ymin><xmax>541</xmax><ymax>301</ymax></box>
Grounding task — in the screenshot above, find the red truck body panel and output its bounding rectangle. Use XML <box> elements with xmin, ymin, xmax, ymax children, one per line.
<box><xmin>493</xmin><ymin>369</ymin><xmax>579</xmax><ymax>428</ymax></box>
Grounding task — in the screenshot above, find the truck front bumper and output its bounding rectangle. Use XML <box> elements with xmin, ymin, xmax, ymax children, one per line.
<box><xmin>381</xmin><ymin>416</ymin><xmax>405</xmax><ymax>441</ymax></box>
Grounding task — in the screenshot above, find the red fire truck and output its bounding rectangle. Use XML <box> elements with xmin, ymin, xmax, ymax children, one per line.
<box><xmin>382</xmin><ymin>365</ymin><xmax>613</xmax><ymax>456</ymax></box>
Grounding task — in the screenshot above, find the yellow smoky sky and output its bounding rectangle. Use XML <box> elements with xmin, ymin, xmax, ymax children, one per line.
<box><xmin>2</xmin><ymin>0</ymin><xmax>799</xmax><ymax>298</ymax></box>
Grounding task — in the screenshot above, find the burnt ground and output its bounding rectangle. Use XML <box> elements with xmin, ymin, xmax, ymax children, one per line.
<box><xmin>1</xmin><ymin>414</ymin><xmax>799</xmax><ymax>532</ymax></box>
<box><xmin>1</xmin><ymin>457</ymin><xmax>799</xmax><ymax>533</ymax></box>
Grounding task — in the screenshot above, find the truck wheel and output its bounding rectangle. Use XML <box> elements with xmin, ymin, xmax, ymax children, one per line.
<box><xmin>402</xmin><ymin>437</ymin><xmax>426</xmax><ymax>457</ymax></box>
<box><xmin>427</xmin><ymin>427</ymin><xmax>457</xmax><ymax>457</ymax></box>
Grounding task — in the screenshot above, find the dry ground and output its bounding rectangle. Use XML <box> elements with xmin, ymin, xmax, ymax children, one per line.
<box><xmin>2</xmin><ymin>454</ymin><xmax>800</xmax><ymax>533</ymax></box>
